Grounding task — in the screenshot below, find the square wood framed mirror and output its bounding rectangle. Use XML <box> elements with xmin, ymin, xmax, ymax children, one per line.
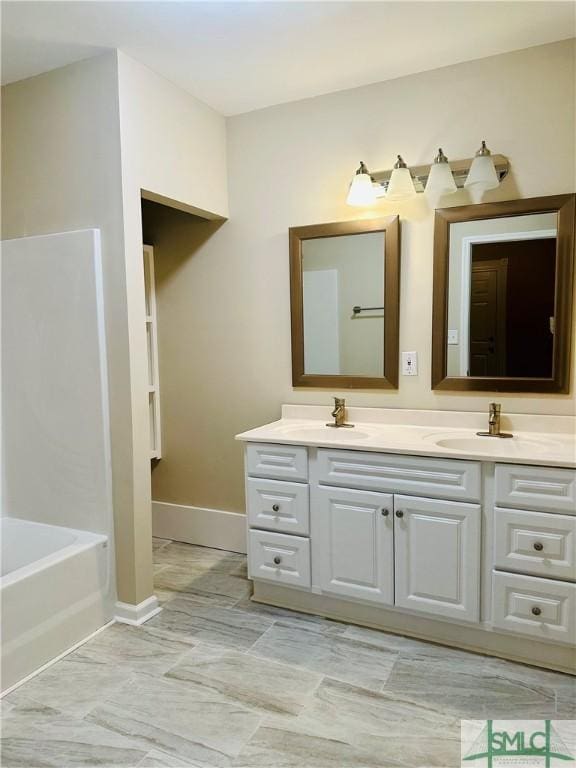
<box><xmin>432</xmin><ymin>194</ymin><xmax>575</xmax><ymax>393</ymax></box>
<box><xmin>290</xmin><ymin>216</ymin><xmax>400</xmax><ymax>388</ymax></box>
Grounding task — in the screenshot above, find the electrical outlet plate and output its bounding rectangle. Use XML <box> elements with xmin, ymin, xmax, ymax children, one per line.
<box><xmin>401</xmin><ymin>351</ymin><xmax>418</xmax><ymax>376</ymax></box>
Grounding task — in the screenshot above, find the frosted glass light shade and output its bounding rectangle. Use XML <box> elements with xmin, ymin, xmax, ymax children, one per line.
<box><xmin>386</xmin><ymin>167</ymin><xmax>416</xmax><ymax>201</ymax></box>
<box><xmin>346</xmin><ymin>172</ymin><xmax>377</xmax><ymax>206</ymax></box>
<box><xmin>464</xmin><ymin>154</ymin><xmax>499</xmax><ymax>194</ymax></box>
<box><xmin>425</xmin><ymin>160</ymin><xmax>457</xmax><ymax>201</ymax></box>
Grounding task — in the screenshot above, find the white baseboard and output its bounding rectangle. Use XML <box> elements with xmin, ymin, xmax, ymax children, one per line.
<box><xmin>115</xmin><ymin>595</ymin><xmax>161</xmax><ymax>626</ymax></box>
<box><xmin>152</xmin><ymin>501</ymin><xmax>247</xmax><ymax>554</ymax></box>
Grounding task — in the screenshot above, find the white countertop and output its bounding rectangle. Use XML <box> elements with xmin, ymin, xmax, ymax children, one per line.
<box><xmin>236</xmin><ymin>406</ymin><xmax>576</xmax><ymax>468</ymax></box>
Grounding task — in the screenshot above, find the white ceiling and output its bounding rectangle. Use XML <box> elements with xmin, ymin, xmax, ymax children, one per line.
<box><xmin>2</xmin><ymin>1</ymin><xmax>574</xmax><ymax>115</ymax></box>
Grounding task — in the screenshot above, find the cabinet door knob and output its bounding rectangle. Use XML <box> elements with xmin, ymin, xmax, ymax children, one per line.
<box><xmin>272</xmin><ymin>504</ymin><xmax>280</xmax><ymax>512</ymax></box>
<box><xmin>533</xmin><ymin>542</ymin><xmax>544</xmax><ymax>552</ymax></box>
<box><xmin>531</xmin><ymin>606</ymin><xmax>542</xmax><ymax>617</ymax></box>
<box><xmin>395</xmin><ymin>510</ymin><xmax>404</xmax><ymax>518</ymax></box>
<box><xmin>381</xmin><ymin>509</ymin><xmax>389</xmax><ymax>517</ymax></box>
<box><xmin>273</xmin><ymin>556</ymin><xmax>282</xmax><ymax>565</ymax></box>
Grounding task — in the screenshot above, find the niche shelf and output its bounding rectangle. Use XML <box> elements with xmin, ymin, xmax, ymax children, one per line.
<box><xmin>143</xmin><ymin>244</ymin><xmax>162</xmax><ymax>460</ymax></box>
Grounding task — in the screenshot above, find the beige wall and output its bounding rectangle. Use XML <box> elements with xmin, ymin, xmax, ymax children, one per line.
<box><xmin>116</xmin><ymin>53</ymin><xmax>228</xmax><ymax>601</ymax></box>
<box><xmin>142</xmin><ymin>201</ymin><xmax>227</xmax><ymax>510</ymax></box>
<box><xmin>0</xmin><ymin>53</ymin><xmax>135</xmax><ymax>602</ymax></box>
<box><xmin>149</xmin><ymin>40</ymin><xmax>575</xmax><ymax>517</ymax></box>
<box><xmin>2</xmin><ymin>51</ymin><xmax>230</xmax><ymax>606</ymax></box>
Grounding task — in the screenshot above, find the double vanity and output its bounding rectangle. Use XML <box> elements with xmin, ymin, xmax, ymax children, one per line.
<box><xmin>237</xmin><ymin>405</ymin><xmax>576</xmax><ymax>673</ymax></box>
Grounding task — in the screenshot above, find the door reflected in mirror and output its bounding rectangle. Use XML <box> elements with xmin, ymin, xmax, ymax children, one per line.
<box><xmin>432</xmin><ymin>194</ymin><xmax>575</xmax><ymax>393</ymax></box>
<box><xmin>302</xmin><ymin>232</ymin><xmax>385</xmax><ymax>377</ymax></box>
<box><xmin>447</xmin><ymin>212</ymin><xmax>557</xmax><ymax>378</ymax></box>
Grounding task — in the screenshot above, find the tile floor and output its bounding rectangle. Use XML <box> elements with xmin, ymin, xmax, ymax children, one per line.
<box><xmin>1</xmin><ymin>539</ymin><xmax>574</xmax><ymax>767</ymax></box>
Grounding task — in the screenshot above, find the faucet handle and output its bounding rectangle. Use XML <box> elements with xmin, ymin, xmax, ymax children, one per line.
<box><xmin>489</xmin><ymin>402</ymin><xmax>501</xmax><ymax>414</ymax></box>
<box><xmin>333</xmin><ymin>397</ymin><xmax>345</xmax><ymax>407</ymax></box>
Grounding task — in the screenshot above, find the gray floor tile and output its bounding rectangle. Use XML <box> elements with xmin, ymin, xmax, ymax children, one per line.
<box><xmin>72</xmin><ymin>622</ymin><xmax>197</xmax><ymax>674</ymax></box>
<box><xmin>232</xmin><ymin>596</ymin><xmax>345</xmax><ymax>635</ymax></box>
<box><xmin>138</xmin><ymin>749</ymin><xmax>201</xmax><ymax>766</ymax></box>
<box><xmin>382</xmin><ymin>652</ymin><xmax>558</xmax><ymax>719</ymax></box>
<box><xmin>249</xmin><ymin>621</ymin><xmax>398</xmax><ymax>691</ymax></box>
<box><xmin>6</xmin><ymin>540</ymin><xmax>573</xmax><ymax>768</ymax></box>
<box><xmin>154</xmin><ymin>542</ymin><xmax>245</xmax><ymax>572</ymax></box>
<box><xmin>166</xmin><ymin>643</ymin><xmax>322</xmax><ymax>716</ymax></box>
<box><xmin>153</xmin><ymin>538</ymin><xmax>173</xmax><ymax>552</ymax></box>
<box><xmin>147</xmin><ymin>595</ymin><xmax>274</xmax><ymax>650</ymax></box>
<box><xmin>5</xmin><ymin>654</ymin><xmax>135</xmax><ymax>719</ymax></box>
<box><xmin>0</xmin><ymin>697</ymin><xmax>146</xmax><ymax>767</ymax></box>
<box><xmin>154</xmin><ymin>566</ymin><xmax>251</xmax><ymax>602</ymax></box>
<box><xmin>87</xmin><ymin>672</ymin><xmax>261</xmax><ymax>767</ymax></box>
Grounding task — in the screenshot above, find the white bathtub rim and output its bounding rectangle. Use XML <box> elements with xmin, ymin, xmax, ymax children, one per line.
<box><xmin>1</xmin><ymin>520</ymin><xmax>107</xmax><ymax>587</ymax></box>
<box><xmin>0</xmin><ymin>619</ymin><xmax>115</xmax><ymax>698</ymax></box>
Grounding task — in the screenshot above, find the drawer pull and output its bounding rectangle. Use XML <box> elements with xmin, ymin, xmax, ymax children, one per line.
<box><xmin>381</xmin><ymin>509</ymin><xmax>389</xmax><ymax>517</ymax></box>
<box><xmin>531</xmin><ymin>606</ymin><xmax>542</xmax><ymax>617</ymax></box>
<box><xmin>533</xmin><ymin>542</ymin><xmax>544</xmax><ymax>552</ymax></box>
<box><xmin>273</xmin><ymin>556</ymin><xmax>282</xmax><ymax>565</ymax></box>
<box><xmin>272</xmin><ymin>504</ymin><xmax>280</xmax><ymax>512</ymax></box>
<box><xmin>395</xmin><ymin>510</ymin><xmax>404</xmax><ymax>518</ymax></box>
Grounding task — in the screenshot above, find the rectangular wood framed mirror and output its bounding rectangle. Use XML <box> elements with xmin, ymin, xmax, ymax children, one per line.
<box><xmin>432</xmin><ymin>194</ymin><xmax>575</xmax><ymax>393</ymax></box>
<box><xmin>290</xmin><ymin>217</ymin><xmax>400</xmax><ymax>388</ymax></box>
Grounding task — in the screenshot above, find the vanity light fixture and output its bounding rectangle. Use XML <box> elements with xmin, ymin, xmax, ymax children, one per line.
<box><xmin>424</xmin><ymin>148</ymin><xmax>457</xmax><ymax>204</ymax></box>
<box><xmin>346</xmin><ymin>161</ymin><xmax>377</xmax><ymax>207</ymax></box>
<box><xmin>345</xmin><ymin>145</ymin><xmax>509</xmax><ymax>206</ymax></box>
<box><xmin>464</xmin><ymin>140</ymin><xmax>500</xmax><ymax>202</ymax></box>
<box><xmin>385</xmin><ymin>155</ymin><xmax>417</xmax><ymax>201</ymax></box>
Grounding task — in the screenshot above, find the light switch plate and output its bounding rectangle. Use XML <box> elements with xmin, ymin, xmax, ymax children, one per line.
<box><xmin>401</xmin><ymin>351</ymin><xmax>418</xmax><ymax>376</ymax></box>
<box><xmin>447</xmin><ymin>329</ymin><xmax>459</xmax><ymax>345</ymax></box>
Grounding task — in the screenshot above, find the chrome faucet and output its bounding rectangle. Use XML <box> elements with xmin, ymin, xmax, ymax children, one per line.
<box><xmin>477</xmin><ymin>403</ymin><xmax>513</xmax><ymax>438</ymax></box>
<box><xmin>326</xmin><ymin>397</ymin><xmax>354</xmax><ymax>428</ymax></box>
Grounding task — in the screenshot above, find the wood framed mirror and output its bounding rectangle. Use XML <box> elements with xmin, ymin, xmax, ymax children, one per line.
<box><xmin>290</xmin><ymin>217</ymin><xmax>400</xmax><ymax>388</ymax></box>
<box><xmin>432</xmin><ymin>194</ymin><xmax>575</xmax><ymax>393</ymax></box>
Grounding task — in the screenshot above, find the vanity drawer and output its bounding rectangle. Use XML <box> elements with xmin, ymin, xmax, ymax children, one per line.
<box><xmin>316</xmin><ymin>449</ymin><xmax>481</xmax><ymax>502</ymax></box>
<box><xmin>246</xmin><ymin>443</ymin><xmax>308</xmax><ymax>482</ymax></box>
<box><xmin>492</xmin><ymin>571</ymin><xmax>576</xmax><ymax>646</ymax></box>
<box><xmin>494</xmin><ymin>508</ymin><xmax>576</xmax><ymax>581</ymax></box>
<box><xmin>248</xmin><ymin>530</ymin><xmax>311</xmax><ymax>589</ymax></box>
<box><xmin>495</xmin><ymin>464</ymin><xmax>576</xmax><ymax>515</ymax></box>
<box><xmin>247</xmin><ymin>478</ymin><xmax>309</xmax><ymax>535</ymax></box>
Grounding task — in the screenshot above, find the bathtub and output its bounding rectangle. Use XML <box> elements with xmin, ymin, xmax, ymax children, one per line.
<box><xmin>1</xmin><ymin>517</ymin><xmax>110</xmax><ymax>693</ymax></box>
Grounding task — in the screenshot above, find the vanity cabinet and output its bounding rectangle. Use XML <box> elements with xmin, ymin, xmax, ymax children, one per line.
<box><xmin>393</xmin><ymin>495</ymin><xmax>480</xmax><ymax>622</ymax></box>
<box><xmin>243</xmin><ymin>441</ymin><xmax>576</xmax><ymax>672</ymax></box>
<box><xmin>315</xmin><ymin>486</ymin><xmax>393</xmax><ymax>605</ymax></box>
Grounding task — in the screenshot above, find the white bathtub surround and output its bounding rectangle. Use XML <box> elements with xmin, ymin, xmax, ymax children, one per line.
<box><xmin>115</xmin><ymin>596</ymin><xmax>162</xmax><ymax>626</ymax></box>
<box><xmin>0</xmin><ymin>518</ymin><xmax>111</xmax><ymax>693</ymax></box>
<box><xmin>237</xmin><ymin>405</ymin><xmax>576</xmax><ymax>673</ymax></box>
<box><xmin>236</xmin><ymin>404</ymin><xmax>576</xmax><ymax>468</ymax></box>
<box><xmin>152</xmin><ymin>502</ymin><xmax>248</xmax><ymax>554</ymax></box>
<box><xmin>1</xmin><ymin>230</ymin><xmax>115</xmax><ymax>692</ymax></box>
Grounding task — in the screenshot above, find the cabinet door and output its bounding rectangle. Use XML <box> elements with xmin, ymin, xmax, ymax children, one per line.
<box><xmin>316</xmin><ymin>486</ymin><xmax>393</xmax><ymax>605</ymax></box>
<box><xmin>394</xmin><ymin>495</ymin><xmax>481</xmax><ymax>623</ymax></box>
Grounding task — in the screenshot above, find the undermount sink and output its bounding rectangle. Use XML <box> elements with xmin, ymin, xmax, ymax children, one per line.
<box><xmin>274</xmin><ymin>424</ymin><xmax>373</xmax><ymax>441</ymax></box>
<box><xmin>433</xmin><ymin>436</ymin><xmax>559</xmax><ymax>453</ymax></box>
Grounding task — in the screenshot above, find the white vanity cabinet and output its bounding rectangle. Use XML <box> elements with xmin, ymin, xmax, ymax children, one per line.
<box><xmin>393</xmin><ymin>495</ymin><xmax>480</xmax><ymax>622</ymax></box>
<box><xmin>243</xmin><ymin>440</ymin><xmax>576</xmax><ymax>672</ymax></box>
<box><xmin>315</xmin><ymin>485</ymin><xmax>394</xmax><ymax>605</ymax></box>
